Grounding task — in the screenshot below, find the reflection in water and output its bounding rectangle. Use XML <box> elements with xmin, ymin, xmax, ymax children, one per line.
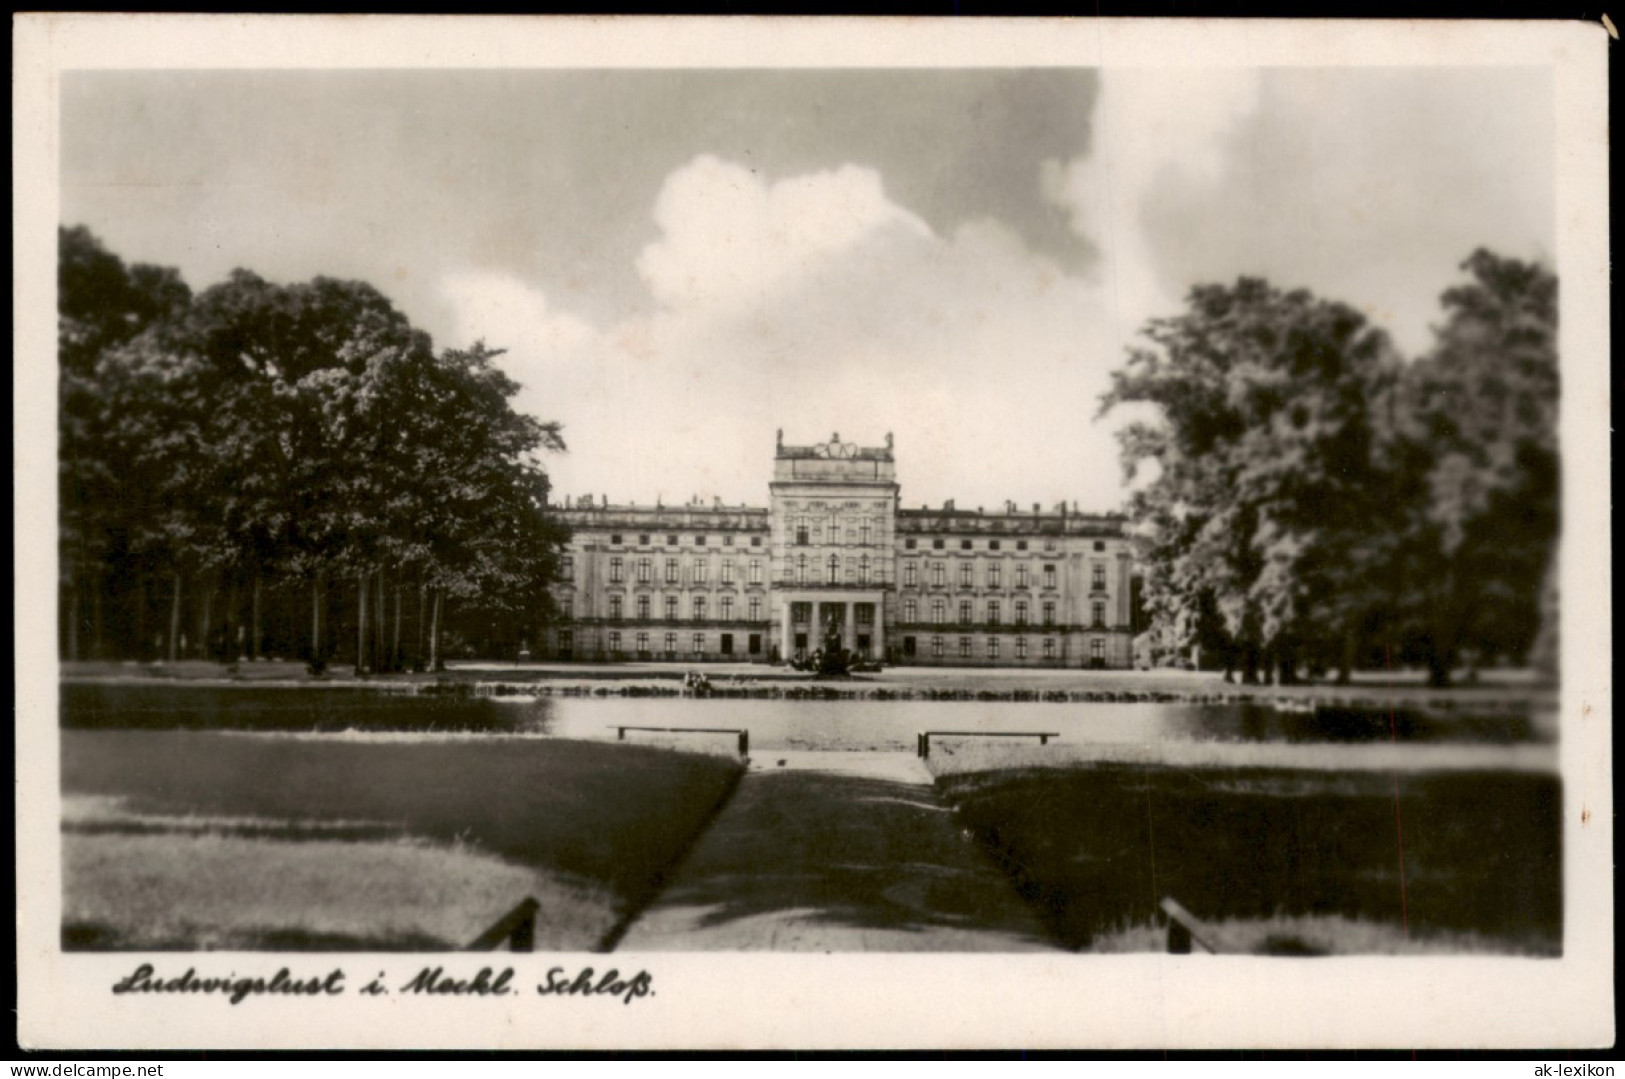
<box><xmin>61</xmin><ymin>684</ymin><xmax>1547</xmax><ymax>750</ymax></box>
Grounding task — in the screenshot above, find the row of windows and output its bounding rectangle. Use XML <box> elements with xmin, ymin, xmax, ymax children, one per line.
<box><xmin>903</xmin><ymin>537</ymin><xmax>1111</xmax><ymax>553</ymax></box>
<box><xmin>900</xmin><ymin>598</ymin><xmax>1109</xmax><ymax>627</ymax></box>
<box><xmin>788</xmin><ymin>602</ymin><xmax>876</xmax><ymax>626</ymax></box>
<box><xmin>899</xmin><ymin>561</ymin><xmax>1108</xmax><ymax>590</ymax></box>
<box><xmin>583</xmin><ymin>594</ymin><xmax>768</xmax><ymax>622</ymax></box>
<box><xmin>605</xmin><ymin>533</ymin><xmax>765</xmax><ymax>549</ymax></box>
<box><xmin>784</xmin><ymin>553</ymin><xmax>880</xmax><ymax>586</ymax></box>
<box><xmin>788</xmin><ymin>515</ymin><xmax>883</xmax><ymax>547</ymax></box>
<box><xmin>903</xmin><ymin>636</ymin><xmax>1105</xmax><ymax>660</ymax></box>
<box><xmin>584</xmin><ymin>557</ymin><xmax>766</xmax><ymax>585</ymax></box>
<box><xmin>599</xmin><ymin>630</ymin><xmax>761</xmax><ymax>657</ymax></box>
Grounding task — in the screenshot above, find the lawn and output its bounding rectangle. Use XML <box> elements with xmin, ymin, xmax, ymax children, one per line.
<box><xmin>61</xmin><ymin>730</ymin><xmax>742</xmax><ymax>951</ymax></box>
<box><xmin>934</xmin><ymin>758</ymin><xmax>1561</xmax><ymax>955</ymax></box>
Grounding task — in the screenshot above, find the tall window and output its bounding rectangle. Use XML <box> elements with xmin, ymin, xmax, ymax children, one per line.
<box><xmin>1091</xmin><ymin>638</ymin><xmax>1105</xmax><ymax>661</ymax></box>
<box><xmin>665</xmin><ymin>595</ymin><xmax>679</xmax><ymax>620</ymax></box>
<box><xmin>1017</xmin><ymin>637</ymin><xmax>1029</xmax><ymax>660</ymax></box>
<box><xmin>1092</xmin><ymin>564</ymin><xmax>1107</xmax><ymax>590</ymax></box>
<box><xmin>932</xmin><ymin>636</ymin><xmax>944</xmax><ymax>658</ymax></box>
<box><xmin>664</xmin><ymin>632</ymin><xmax>677</xmax><ymax>655</ymax></box>
<box><xmin>904</xmin><ymin>599</ymin><xmax>918</xmax><ymax>622</ymax></box>
<box><xmin>637</xmin><ymin>631</ymin><xmax>650</xmax><ymax>655</ymax></box>
<box><xmin>636</xmin><ymin>595</ymin><xmax>650</xmax><ymax>620</ymax></box>
<box><xmin>931</xmin><ymin>599</ymin><xmax>946</xmax><ymax>623</ymax></box>
<box><xmin>959</xmin><ymin>637</ymin><xmax>972</xmax><ymax>659</ymax></box>
<box><xmin>721</xmin><ymin>595</ymin><xmax>734</xmax><ymax>620</ymax></box>
<box><xmin>637</xmin><ymin>558</ymin><xmax>651</xmax><ymax>583</ymax></box>
<box><xmin>749</xmin><ymin>559</ymin><xmax>762</xmax><ymax>584</ymax></box>
<box><xmin>694</xmin><ymin>562</ymin><xmax>708</xmax><ymax>584</ymax></box>
<box><xmin>722</xmin><ymin>559</ymin><xmax>735</xmax><ymax>584</ymax></box>
<box><xmin>1015</xmin><ymin>600</ymin><xmax>1028</xmax><ymax>625</ymax></box>
<box><xmin>609</xmin><ymin>595</ymin><xmax>623</xmax><ymax>620</ymax></box>
<box><xmin>1016</xmin><ymin>565</ymin><xmax>1029</xmax><ymax>588</ymax></box>
<box><xmin>960</xmin><ymin>562</ymin><xmax>974</xmax><ymax>587</ymax></box>
<box><xmin>931</xmin><ymin>563</ymin><xmax>946</xmax><ymax>587</ymax></box>
<box><xmin>987</xmin><ymin>637</ymin><xmax>1000</xmax><ymax>659</ymax></box>
<box><xmin>987</xmin><ymin>600</ymin><xmax>1001</xmax><ymax>626</ymax></box>
<box><xmin>796</xmin><ymin>554</ymin><xmax>808</xmax><ymax>584</ymax></box>
<box><xmin>826</xmin><ymin>554</ymin><xmax>839</xmax><ymax>584</ymax></box>
<box><xmin>904</xmin><ymin>562</ymin><xmax>918</xmax><ymax>587</ymax></box>
<box><xmin>748</xmin><ymin>596</ymin><xmax>761</xmax><ymax>621</ymax></box>
<box><xmin>693</xmin><ymin>597</ymin><xmax>707</xmax><ymax>621</ymax></box>
<box><xmin>959</xmin><ymin>600</ymin><xmax>973</xmax><ymax>625</ymax></box>
<box><xmin>858</xmin><ymin>555</ymin><xmax>870</xmax><ymax>584</ymax></box>
<box><xmin>608</xmin><ymin>631</ymin><xmax>621</xmax><ymax>654</ymax></box>
<box><xmin>988</xmin><ymin>563</ymin><xmax>1001</xmax><ymax>588</ymax></box>
<box><xmin>1043</xmin><ymin>601</ymin><xmax>1056</xmax><ymax>626</ymax></box>
<box><xmin>561</xmin><ymin>597</ymin><xmax>573</xmax><ymax>619</ymax></box>
<box><xmin>609</xmin><ymin>557</ymin><xmax>624</xmax><ymax>583</ymax></box>
<box><xmin>665</xmin><ymin>559</ymin><xmax>678</xmax><ymax>584</ymax></box>
<box><xmin>1044</xmin><ymin>564</ymin><xmax>1057</xmax><ymax>589</ymax></box>
<box><xmin>1042</xmin><ymin>637</ymin><xmax>1055</xmax><ymax>660</ymax></box>
<box><xmin>692</xmin><ymin>633</ymin><xmax>705</xmax><ymax>655</ymax></box>
<box><xmin>1092</xmin><ymin>600</ymin><xmax>1106</xmax><ymax>628</ymax></box>
<box><xmin>795</xmin><ymin>519</ymin><xmax>809</xmax><ymax>545</ymax></box>
<box><xmin>860</xmin><ymin>522</ymin><xmax>871</xmax><ymax>546</ymax></box>
<box><xmin>561</xmin><ymin>556</ymin><xmax>574</xmax><ymax>581</ymax></box>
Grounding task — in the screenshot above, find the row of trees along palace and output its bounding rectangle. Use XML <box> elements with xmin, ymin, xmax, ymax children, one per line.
<box><xmin>1101</xmin><ymin>250</ymin><xmax>1559</xmax><ymax>687</ymax></box>
<box><xmin>59</xmin><ymin>226</ymin><xmax>569</xmax><ymax>671</ymax></box>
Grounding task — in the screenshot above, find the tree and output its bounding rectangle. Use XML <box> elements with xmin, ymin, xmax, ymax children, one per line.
<box><xmin>58</xmin><ymin>226</ymin><xmax>191</xmax><ymax>659</ymax></box>
<box><xmin>57</xmin><ymin>227</ymin><xmax>571</xmax><ymax>669</ymax></box>
<box><xmin>1391</xmin><ymin>250</ymin><xmax>1559</xmax><ymax>684</ymax></box>
<box><xmin>1101</xmin><ymin>279</ymin><xmax>1402</xmax><ymax>684</ymax></box>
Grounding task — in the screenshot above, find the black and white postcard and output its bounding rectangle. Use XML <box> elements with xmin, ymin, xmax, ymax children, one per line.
<box><xmin>12</xmin><ymin>14</ymin><xmax>1612</xmax><ymax>1051</ymax></box>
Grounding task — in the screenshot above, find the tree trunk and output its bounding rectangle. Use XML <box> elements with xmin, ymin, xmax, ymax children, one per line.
<box><xmin>199</xmin><ymin>584</ymin><xmax>214</xmax><ymax>661</ymax></box>
<box><xmin>310</xmin><ymin>576</ymin><xmax>322</xmax><ymax>664</ymax></box>
<box><xmin>224</xmin><ymin>579</ymin><xmax>239</xmax><ymax>663</ymax></box>
<box><xmin>375</xmin><ymin>567</ymin><xmax>387</xmax><ymax>672</ymax></box>
<box><xmin>1240</xmin><ymin>644</ymin><xmax>1260</xmax><ymax>685</ymax></box>
<box><xmin>66</xmin><ymin>581</ymin><xmax>80</xmax><ymax>662</ymax></box>
<box><xmin>167</xmin><ymin>570</ymin><xmax>182</xmax><ymax>663</ymax></box>
<box><xmin>251</xmin><ymin>573</ymin><xmax>263</xmax><ymax>661</ymax></box>
<box><xmin>417</xmin><ymin>582</ymin><xmax>428</xmax><ymax>670</ymax></box>
<box><xmin>136</xmin><ymin>576</ymin><xmax>150</xmax><ymax>661</ymax></box>
<box><xmin>357</xmin><ymin>571</ymin><xmax>371</xmax><ymax>674</ymax></box>
<box><xmin>92</xmin><ymin>582</ymin><xmax>104</xmax><ymax>661</ymax></box>
<box><xmin>1336</xmin><ymin>632</ymin><xmax>1355</xmax><ymax>685</ymax></box>
<box><xmin>1426</xmin><ymin>647</ymin><xmax>1452</xmax><ymax>688</ymax></box>
<box><xmin>429</xmin><ymin>588</ymin><xmax>443</xmax><ymax>672</ymax></box>
<box><xmin>391</xmin><ymin>583</ymin><xmax>403</xmax><ymax>674</ymax></box>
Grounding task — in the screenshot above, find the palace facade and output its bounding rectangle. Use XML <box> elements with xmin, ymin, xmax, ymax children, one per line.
<box><xmin>542</xmin><ymin>432</ymin><xmax>1136</xmax><ymax>668</ymax></box>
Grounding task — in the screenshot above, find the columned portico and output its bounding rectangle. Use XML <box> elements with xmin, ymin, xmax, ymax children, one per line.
<box><xmin>777</xmin><ymin>590</ymin><xmax>886</xmax><ymax>659</ymax></box>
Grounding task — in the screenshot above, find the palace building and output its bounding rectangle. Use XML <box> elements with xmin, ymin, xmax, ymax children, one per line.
<box><xmin>542</xmin><ymin>432</ymin><xmax>1137</xmax><ymax>668</ymax></box>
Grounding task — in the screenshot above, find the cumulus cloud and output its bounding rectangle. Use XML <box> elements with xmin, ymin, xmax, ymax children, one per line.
<box><xmin>1043</xmin><ymin>68</ymin><xmax>1552</xmax><ymax>357</ymax></box>
<box><xmin>441</xmin><ymin>154</ymin><xmax>1129</xmax><ymax>513</ymax></box>
<box><xmin>635</xmin><ymin>155</ymin><xmax>933</xmax><ymax>312</ymax></box>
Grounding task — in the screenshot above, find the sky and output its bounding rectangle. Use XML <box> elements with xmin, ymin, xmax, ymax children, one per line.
<box><xmin>61</xmin><ymin>66</ymin><xmax>1555</xmax><ymax>513</ymax></box>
